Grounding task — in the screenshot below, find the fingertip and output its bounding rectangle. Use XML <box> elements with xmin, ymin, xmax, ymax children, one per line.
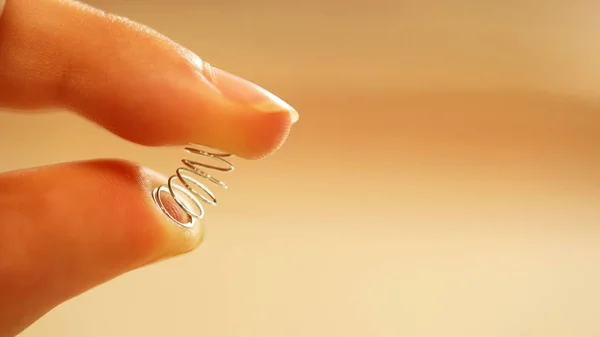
<box><xmin>238</xmin><ymin>109</ymin><xmax>294</xmax><ymax>160</ymax></box>
<box><xmin>194</xmin><ymin>108</ymin><xmax>294</xmax><ymax>160</ymax></box>
<box><xmin>141</xmin><ymin>167</ymin><xmax>206</xmax><ymax>260</ymax></box>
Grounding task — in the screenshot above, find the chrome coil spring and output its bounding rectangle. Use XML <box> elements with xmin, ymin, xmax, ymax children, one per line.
<box><xmin>152</xmin><ymin>145</ymin><xmax>234</xmax><ymax>228</ymax></box>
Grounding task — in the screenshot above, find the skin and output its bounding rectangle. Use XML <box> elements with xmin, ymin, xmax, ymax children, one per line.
<box><xmin>0</xmin><ymin>0</ymin><xmax>299</xmax><ymax>336</ymax></box>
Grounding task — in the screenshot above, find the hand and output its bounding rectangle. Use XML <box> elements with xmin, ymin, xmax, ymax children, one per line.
<box><xmin>0</xmin><ymin>0</ymin><xmax>299</xmax><ymax>336</ymax></box>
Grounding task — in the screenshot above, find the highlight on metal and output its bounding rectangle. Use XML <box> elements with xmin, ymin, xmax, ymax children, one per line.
<box><xmin>152</xmin><ymin>145</ymin><xmax>234</xmax><ymax>228</ymax></box>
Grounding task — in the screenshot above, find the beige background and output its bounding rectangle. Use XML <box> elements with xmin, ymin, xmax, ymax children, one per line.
<box><xmin>2</xmin><ymin>0</ymin><xmax>600</xmax><ymax>336</ymax></box>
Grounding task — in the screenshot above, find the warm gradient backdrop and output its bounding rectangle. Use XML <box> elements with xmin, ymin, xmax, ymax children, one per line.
<box><xmin>2</xmin><ymin>1</ymin><xmax>600</xmax><ymax>336</ymax></box>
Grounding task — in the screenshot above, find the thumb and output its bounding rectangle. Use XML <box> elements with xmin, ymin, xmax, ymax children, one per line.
<box><xmin>0</xmin><ymin>160</ymin><xmax>201</xmax><ymax>337</ymax></box>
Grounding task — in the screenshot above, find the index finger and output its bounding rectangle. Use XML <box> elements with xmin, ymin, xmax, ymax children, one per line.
<box><xmin>0</xmin><ymin>0</ymin><xmax>298</xmax><ymax>159</ymax></box>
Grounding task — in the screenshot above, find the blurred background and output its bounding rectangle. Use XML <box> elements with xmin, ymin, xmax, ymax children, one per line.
<box><xmin>2</xmin><ymin>0</ymin><xmax>600</xmax><ymax>336</ymax></box>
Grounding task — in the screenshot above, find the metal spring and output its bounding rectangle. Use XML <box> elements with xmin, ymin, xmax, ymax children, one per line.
<box><xmin>152</xmin><ymin>145</ymin><xmax>234</xmax><ymax>228</ymax></box>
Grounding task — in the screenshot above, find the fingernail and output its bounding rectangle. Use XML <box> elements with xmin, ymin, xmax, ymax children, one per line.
<box><xmin>144</xmin><ymin>168</ymin><xmax>191</xmax><ymax>225</ymax></box>
<box><xmin>203</xmin><ymin>64</ymin><xmax>299</xmax><ymax>124</ymax></box>
<box><xmin>157</xmin><ymin>190</ymin><xmax>192</xmax><ymax>225</ymax></box>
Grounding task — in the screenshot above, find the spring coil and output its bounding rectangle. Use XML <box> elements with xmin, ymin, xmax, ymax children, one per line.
<box><xmin>152</xmin><ymin>145</ymin><xmax>234</xmax><ymax>228</ymax></box>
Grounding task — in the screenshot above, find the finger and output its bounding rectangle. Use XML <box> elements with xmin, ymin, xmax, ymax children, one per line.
<box><xmin>0</xmin><ymin>0</ymin><xmax>298</xmax><ymax>159</ymax></box>
<box><xmin>0</xmin><ymin>159</ymin><xmax>203</xmax><ymax>337</ymax></box>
